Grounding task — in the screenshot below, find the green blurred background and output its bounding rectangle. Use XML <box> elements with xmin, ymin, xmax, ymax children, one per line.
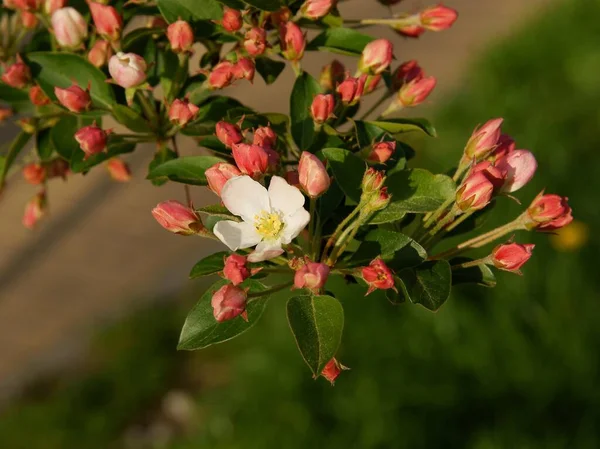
<box><xmin>1</xmin><ymin>0</ymin><xmax>599</xmax><ymax>447</ymax></box>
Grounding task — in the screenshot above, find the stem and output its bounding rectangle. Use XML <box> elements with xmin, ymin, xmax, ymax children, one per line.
<box><xmin>171</xmin><ymin>136</ymin><xmax>193</xmax><ymax>207</ymax></box>
<box><xmin>327</xmin><ymin>213</ymin><xmax>369</xmax><ymax>266</ymax></box>
<box><xmin>284</xmin><ymin>132</ymin><xmax>301</xmax><ymax>159</ymax></box>
<box><xmin>452</xmin><ymin>157</ymin><xmax>468</xmax><ymax>182</ymax></box>
<box><xmin>308</xmin><ymin>197</ymin><xmax>317</xmax><ymax>258</ymax></box>
<box><xmin>247</xmin><ymin>281</ymin><xmax>293</xmax><ymax>300</ymax></box>
<box><xmin>321</xmin><ymin>205</ymin><xmax>362</xmax><ymax>262</ymax></box>
<box><xmin>451</xmin><ymin>257</ymin><xmax>491</xmax><ymax>271</ymax></box>
<box><xmin>445</xmin><ymin>210</ymin><xmax>474</xmax><ymax>232</ymax></box>
<box><xmin>423</xmin><ymin>197</ymin><xmax>454</xmax><ymax>229</ymax></box>
<box><xmin>136</xmin><ymin>90</ymin><xmax>158</xmax><ymax>129</ymax></box>
<box><xmin>427</xmin><ymin>209</ymin><xmax>457</xmax><ymax>238</ymax></box>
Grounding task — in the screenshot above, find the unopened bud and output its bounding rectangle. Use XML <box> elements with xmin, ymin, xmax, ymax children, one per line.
<box><xmin>211</xmin><ymin>284</ymin><xmax>248</xmax><ymax>322</ymax></box>
<box><xmin>367</xmin><ymin>141</ymin><xmax>395</xmax><ymax>164</ymax></box>
<box><xmin>301</xmin><ymin>0</ymin><xmax>335</xmax><ymax>20</ymax></box>
<box><xmin>361</xmin><ymin>167</ymin><xmax>385</xmax><ymax>194</ymax></box>
<box><xmin>54</xmin><ymin>83</ymin><xmax>91</xmax><ymax>112</ymax></box>
<box><xmin>319</xmin><ymin>59</ymin><xmax>345</xmax><ymax>91</ymax></box>
<box><xmin>358</xmin><ymin>38</ymin><xmax>393</xmax><ymax>75</ymax></box>
<box><xmin>244</xmin><ymin>27</ymin><xmax>267</xmax><ymax>56</ymax></box>
<box><xmin>369</xmin><ymin>187</ymin><xmax>391</xmax><ymax>211</ymax></box>
<box><xmin>491</xmin><ymin>242</ymin><xmax>534</xmax><ymax>273</ymax></box>
<box><xmin>44</xmin><ymin>0</ymin><xmax>66</xmax><ymax>15</ymax></box>
<box><xmin>294</xmin><ymin>261</ymin><xmax>330</xmax><ymax>293</ymax></box>
<box><xmin>494</xmin><ymin>149</ymin><xmax>537</xmax><ymax>193</ymax></box>
<box><xmin>89</xmin><ymin>1</ymin><xmax>122</xmax><ymax>41</ymax></box>
<box><xmin>108</xmin><ymin>52</ymin><xmax>147</xmax><ymax>88</ymax></box>
<box><xmin>205</xmin><ymin>162</ymin><xmax>241</xmax><ymax>196</ymax></box>
<box><xmin>88</xmin><ymin>39</ymin><xmax>112</xmax><ymax>67</ymax></box>
<box><xmin>298</xmin><ymin>151</ymin><xmax>330</xmax><ymax>198</ymax></box>
<box><xmin>398</xmin><ymin>76</ymin><xmax>436</xmax><ymax>107</ymax></box>
<box><xmin>1</xmin><ymin>57</ymin><xmax>31</xmax><ymax>89</ymax></box>
<box><xmin>221</xmin><ymin>7</ymin><xmax>242</xmax><ymax>32</ymax></box>
<box><xmin>232</xmin><ymin>143</ymin><xmax>269</xmax><ymax>179</ymax></box>
<box><xmin>222</xmin><ymin>254</ymin><xmax>250</xmax><ymax>286</ymax></box>
<box><xmin>21</xmin><ymin>11</ymin><xmax>38</xmax><ymax>28</ymax></box>
<box><xmin>336</xmin><ymin>75</ymin><xmax>365</xmax><ymax>105</ymax></box>
<box><xmin>151</xmin><ymin>200</ymin><xmax>203</xmax><ymax>235</ymax></box>
<box><xmin>167</xmin><ymin>19</ymin><xmax>194</xmax><ymax>53</ymax></box>
<box><xmin>51</xmin><ymin>7</ymin><xmax>88</xmax><ymax>48</ymax></box>
<box><xmin>280</xmin><ymin>22</ymin><xmax>305</xmax><ymax>62</ymax></box>
<box><xmin>208</xmin><ymin>60</ymin><xmax>235</xmax><ymax>89</ymax></box>
<box><xmin>29</xmin><ymin>85</ymin><xmax>51</xmax><ymax>106</ymax></box>
<box><xmin>22</xmin><ymin>163</ymin><xmax>46</xmax><ymax>185</ymax></box>
<box><xmin>74</xmin><ymin>123</ymin><xmax>108</xmax><ymax>158</ymax></box>
<box><xmin>22</xmin><ymin>191</ymin><xmax>46</xmax><ymax>230</ymax></box>
<box><xmin>464</xmin><ymin>118</ymin><xmax>503</xmax><ymax>160</ymax></box>
<box><xmin>456</xmin><ymin>171</ymin><xmax>494</xmax><ymax>212</ymax></box>
<box><xmin>106</xmin><ymin>157</ymin><xmax>131</xmax><ymax>182</ymax></box>
<box><xmin>525</xmin><ymin>192</ymin><xmax>573</xmax><ymax>231</ymax></box>
<box><xmin>215</xmin><ymin>121</ymin><xmax>243</xmax><ymax>147</ymax></box>
<box><xmin>253</xmin><ymin>126</ymin><xmax>277</xmax><ymax>148</ymax></box>
<box><xmin>392</xmin><ymin>59</ymin><xmax>423</xmax><ymax>90</ymax></box>
<box><xmin>310</xmin><ymin>93</ymin><xmax>335</xmax><ymax>125</ymax></box>
<box><xmin>0</xmin><ymin>107</ymin><xmax>13</xmax><ymax>121</ymax></box>
<box><xmin>362</xmin><ymin>257</ymin><xmax>396</xmax><ymax>295</ymax></box>
<box><xmin>321</xmin><ymin>358</ymin><xmax>348</xmax><ymax>385</ymax></box>
<box><xmin>362</xmin><ymin>74</ymin><xmax>381</xmax><ymax>94</ymax></box>
<box><xmin>169</xmin><ymin>98</ymin><xmax>199</xmax><ymax>127</ymax></box>
<box><xmin>232</xmin><ymin>57</ymin><xmax>255</xmax><ymax>83</ymax></box>
<box><xmin>420</xmin><ymin>4</ymin><xmax>458</xmax><ymax>31</ymax></box>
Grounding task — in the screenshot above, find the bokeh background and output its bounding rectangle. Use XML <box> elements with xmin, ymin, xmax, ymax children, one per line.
<box><xmin>1</xmin><ymin>0</ymin><xmax>598</xmax><ymax>447</ymax></box>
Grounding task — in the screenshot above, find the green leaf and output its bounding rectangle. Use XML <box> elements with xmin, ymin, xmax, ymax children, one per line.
<box><xmin>189</xmin><ymin>251</ymin><xmax>229</xmax><ymax>279</ymax></box>
<box><xmin>217</xmin><ymin>0</ymin><xmax>245</xmax><ymax>8</ymax></box>
<box><xmin>451</xmin><ymin>257</ymin><xmax>497</xmax><ymax>288</ymax></box>
<box><xmin>255</xmin><ymin>57</ymin><xmax>286</xmax><ymax>85</ymax></box>
<box><xmin>122</xmin><ymin>27</ymin><xmax>164</xmax><ymax>52</ymax></box>
<box><xmin>371</xmin><ymin>169</ymin><xmax>456</xmax><ymax>224</ymax></box>
<box><xmin>178</xmin><ymin>279</ymin><xmax>270</xmax><ymax>350</ymax></box>
<box><xmin>112</xmin><ymin>104</ymin><xmax>150</xmax><ymax>133</ymax></box>
<box><xmin>27</xmin><ymin>52</ymin><xmax>116</xmax><ymax>110</ymax></box>
<box><xmin>241</xmin><ymin>0</ymin><xmax>282</xmax><ymax>11</ymax></box>
<box><xmin>366</xmin><ymin>118</ymin><xmax>437</xmax><ymax>137</ymax></box>
<box><xmin>50</xmin><ymin>115</ymin><xmax>84</xmax><ymax>161</ymax></box>
<box><xmin>182</xmin><ymin>96</ymin><xmax>247</xmax><ymax>136</ymax></box>
<box><xmin>157</xmin><ymin>0</ymin><xmax>222</xmax><ymax>22</ymax></box>
<box><xmin>350</xmin><ymin>229</ymin><xmax>426</xmax><ymax>270</ymax></box>
<box><xmin>70</xmin><ymin>138</ymin><xmax>136</xmax><ymax>173</ymax></box>
<box><xmin>196</xmin><ymin>204</ymin><xmax>240</xmax><ymax>221</ymax></box>
<box><xmin>290</xmin><ymin>72</ymin><xmax>321</xmax><ymax>149</ymax></box>
<box><xmin>147</xmin><ymin>155</ymin><xmax>225</xmax><ymax>185</ymax></box>
<box><xmin>286</xmin><ymin>295</ymin><xmax>344</xmax><ymax>375</ymax></box>
<box><xmin>0</xmin><ymin>84</ymin><xmax>33</xmax><ymax>113</ymax></box>
<box><xmin>0</xmin><ymin>131</ymin><xmax>31</xmax><ymax>189</ymax></box>
<box><xmin>399</xmin><ymin>260</ymin><xmax>452</xmax><ymax>312</ymax></box>
<box><xmin>148</xmin><ymin>147</ymin><xmax>177</xmax><ymax>186</ymax></box>
<box><xmin>36</xmin><ymin>129</ymin><xmax>55</xmax><ymax>161</ymax></box>
<box><xmin>321</xmin><ymin>147</ymin><xmax>366</xmax><ymax>203</ymax></box>
<box><xmin>307</xmin><ymin>28</ymin><xmax>375</xmax><ymax>56</ymax></box>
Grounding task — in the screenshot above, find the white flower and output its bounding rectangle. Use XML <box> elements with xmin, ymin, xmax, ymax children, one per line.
<box><xmin>213</xmin><ymin>176</ymin><xmax>310</xmax><ymax>262</ymax></box>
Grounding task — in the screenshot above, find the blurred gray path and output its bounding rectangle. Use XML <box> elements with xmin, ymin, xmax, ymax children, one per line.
<box><xmin>0</xmin><ymin>0</ymin><xmax>551</xmax><ymax>402</ymax></box>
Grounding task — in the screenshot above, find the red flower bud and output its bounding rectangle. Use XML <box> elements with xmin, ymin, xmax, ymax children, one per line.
<box><xmin>525</xmin><ymin>192</ymin><xmax>573</xmax><ymax>231</ymax></box>
<box><xmin>21</xmin><ymin>11</ymin><xmax>38</xmax><ymax>29</ymax></box>
<box><xmin>221</xmin><ymin>7</ymin><xmax>242</xmax><ymax>32</ymax></box>
<box><xmin>359</xmin><ymin>38</ymin><xmax>393</xmax><ymax>75</ymax></box>
<box><xmin>362</xmin><ymin>257</ymin><xmax>396</xmax><ymax>295</ymax></box>
<box><xmin>392</xmin><ymin>59</ymin><xmax>423</xmax><ymax>90</ymax></box>
<box><xmin>89</xmin><ymin>1</ymin><xmax>122</xmax><ymax>41</ymax></box>
<box><xmin>222</xmin><ymin>254</ymin><xmax>250</xmax><ymax>286</ymax></box>
<box><xmin>1</xmin><ymin>57</ymin><xmax>31</xmax><ymax>89</ymax></box>
<box><xmin>455</xmin><ymin>171</ymin><xmax>494</xmax><ymax>212</ymax></box>
<box><xmin>87</xmin><ymin>40</ymin><xmax>112</xmax><ymax>67</ymax></box>
<box><xmin>205</xmin><ymin>162</ymin><xmax>241</xmax><ymax>196</ymax></box>
<box><xmin>398</xmin><ymin>76</ymin><xmax>436</xmax><ymax>107</ymax></box>
<box><xmin>362</xmin><ymin>74</ymin><xmax>381</xmax><ymax>94</ymax></box>
<box><xmin>420</xmin><ymin>4</ymin><xmax>458</xmax><ymax>31</ymax></box>
<box><xmin>336</xmin><ymin>75</ymin><xmax>365</xmax><ymax>105</ymax></box>
<box><xmin>368</xmin><ymin>141</ymin><xmax>395</xmax><ymax>163</ymax></box>
<box><xmin>301</xmin><ymin>0</ymin><xmax>335</xmax><ymax>19</ymax></box>
<box><xmin>319</xmin><ymin>59</ymin><xmax>345</xmax><ymax>91</ymax></box>
<box><xmin>211</xmin><ymin>284</ymin><xmax>248</xmax><ymax>322</ymax></box>
<box><xmin>394</xmin><ymin>24</ymin><xmax>425</xmax><ymax>38</ymax></box>
<box><xmin>12</xmin><ymin>0</ymin><xmax>39</xmax><ymax>11</ymax></box>
<box><xmin>232</xmin><ymin>57</ymin><xmax>255</xmax><ymax>83</ymax></box>
<box><xmin>253</xmin><ymin>126</ymin><xmax>277</xmax><ymax>148</ymax></box>
<box><xmin>74</xmin><ymin>123</ymin><xmax>108</xmax><ymax>158</ymax></box>
<box><xmin>168</xmin><ymin>98</ymin><xmax>200</xmax><ymax>127</ymax></box>
<box><xmin>244</xmin><ymin>27</ymin><xmax>267</xmax><ymax>56</ymax></box>
<box><xmin>215</xmin><ymin>121</ymin><xmax>243</xmax><ymax>148</ymax></box>
<box><xmin>22</xmin><ymin>191</ymin><xmax>46</xmax><ymax>230</ymax></box>
<box><xmin>22</xmin><ymin>163</ymin><xmax>46</xmax><ymax>185</ymax></box>
<box><xmin>51</xmin><ymin>7</ymin><xmax>88</xmax><ymax>48</ymax></box>
<box><xmin>369</xmin><ymin>187</ymin><xmax>391</xmax><ymax>211</ymax></box>
<box><xmin>106</xmin><ymin>157</ymin><xmax>131</xmax><ymax>182</ymax></box>
<box><xmin>321</xmin><ymin>358</ymin><xmax>347</xmax><ymax>385</ymax></box>
<box><xmin>280</xmin><ymin>21</ymin><xmax>305</xmax><ymax>62</ymax></box>
<box><xmin>464</xmin><ymin>118</ymin><xmax>503</xmax><ymax>160</ymax></box>
<box><xmin>495</xmin><ymin>149</ymin><xmax>537</xmax><ymax>193</ymax></box>
<box><xmin>310</xmin><ymin>93</ymin><xmax>335</xmax><ymax>125</ymax></box>
<box><xmin>44</xmin><ymin>0</ymin><xmax>66</xmax><ymax>15</ymax></box>
<box><xmin>361</xmin><ymin>167</ymin><xmax>385</xmax><ymax>193</ymax></box>
<box><xmin>108</xmin><ymin>52</ymin><xmax>147</xmax><ymax>88</ymax></box>
<box><xmin>54</xmin><ymin>83</ymin><xmax>91</xmax><ymax>112</ymax></box>
<box><xmin>293</xmin><ymin>261</ymin><xmax>330</xmax><ymax>293</ymax></box>
<box><xmin>29</xmin><ymin>85</ymin><xmax>51</xmax><ymax>106</ymax></box>
<box><xmin>208</xmin><ymin>61</ymin><xmax>235</xmax><ymax>89</ymax></box>
<box><xmin>232</xmin><ymin>143</ymin><xmax>269</xmax><ymax>179</ymax></box>
<box><xmin>298</xmin><ymin>151</ymin><xmax>330</xmax><ymax>198</ymax></box>
<box><xmin>167</xmin><ymin>19</ymin><xmax>194</xmax><ymax>53</ymax></box>
<box><xmin>491</xmin><ymin>242</ymin><xmax>534</xmax><ymax>273</ymax></box>
<box><xmin>151</xmin><ymin>200</ymin><xmax>202</xmax><ymax>235</ymax></box>
<box><xmin>489</xmin><ymin>134</ymin><xmax>515</xmax><ymax>161</ymax></box>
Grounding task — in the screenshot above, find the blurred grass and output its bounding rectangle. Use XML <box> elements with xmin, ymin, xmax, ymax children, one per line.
<box><xmin>2</xmin><ymin>0</ymin><xmax>600</xmax><ymax>447</ymax></box>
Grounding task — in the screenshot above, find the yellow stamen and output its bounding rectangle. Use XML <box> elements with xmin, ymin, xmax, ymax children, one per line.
<box><xmin>254</xmin><ymin>210</ymin><xmax>284</xmax><ymax>239</ymax></box>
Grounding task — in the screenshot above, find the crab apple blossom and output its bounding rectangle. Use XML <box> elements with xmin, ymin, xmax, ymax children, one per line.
<box><xmin>368</xmin><ymin>141</ymin><xmax>395</xmax><ymax>163</ymax></box>
<box><xmin>88</xmin><ymin>40</ymin><xmax>112</xmax><ymax>67</ymax></box>
<box><xmin>211</xmin><ymin>284</ymin><xmax>248</xmax><ymax>322</ymax></box>
<box><xmin>232</xmin><ymin>143</ymin><xmax>269</xmax><ymax>179</ymax></box>
<box><xmin>280</xmin><ymin>22</ymin><xmax>306</xmax><ymax>62</ymax></box>
<box><xmin>293</xmin><ymin>261</ymin><xmax>330</xmax><ymax>293</ymax></box>
<box><xmin>74</xmin><ymin>123</ymin><xmax>108</xmax><ymax>158</ymax></box>
<box><xmin>29</xmin><ymin>85</ymin><xmax>51</xmax><ymax>106</ymax></box>
<box><xmin>336</xmin><ymin>76</ymin><xmax>365</xmax><ymax>105</ymax></box>
<box><xmin>222</xmin><ymin>254</ymin><xmax>251</xmax><ymax>286</ymax></box>
<box><xmin>168</xmin><ymin>99</ymin><xmax>200</xmax><ymax>127</ymax></box>
<box><xmin>22</xmin><ymin>191</ymin><xmax>46</xmax><ymax>230</ymax></box>
<box><xmin>298</xmin><ymin>151</ymin><xmax>330</xmax><ymax>198</ymax></box>
<box><xmin>397</xmin><ymin>76</ymin><xmax>436</xmax><ymax>108</ymax></box>
<box><xmin>54</xmin><ymin>83</ymin><xmax>91</xmax><ymax>112</ymax></box>
<box><xmin>311</xmin><ymin>93</ymin><xmax>335</xmax><ymax>125</ymax></box>
<box><xmin>51</xmin><ymin>7</ymin><xmax>88</xmax><ymax>48</ymax></box>
<box><xmin>106</xmin><ymin>158</ymin><xmax>131</xmax><ymax>182</ymax></box>
<box><xmin>525</xmin><ymin>192</ymin><xmax>573</xmax><ymax>231</ymax></box>
<box><xmin>359</xmin><ymin>39</ymin><xmax>393</xmax><ymax>75</ymax></box>
<box><xmin>1</xmin><ymin>58</ymin><xmax>31</xmax><ymax>88</ymax></box>
<box><xmin>213</xmin><ymin>176</ymin><xmax>310</xmax><ymax>262</ymax></box>
<box><xmin>319</xmin><ymin>59</ymin><xmax>345</xmax><ymax>91</ymax></box>
<box><xmin>208</xmin><ymin>61</ymin><xmax>235</xmax><ymax>89</ymax></box>
<box><xmin>108</xmin><ymin>52</ymin><xmax>147</xmax><ymax>88</ymax></box>
<box><xmin>152</xmin><ymin>200</ymin><xmax>203</xmax><ymax>235</ymax></box>
<box><xmin>253</xmin><ymin>126</ymin><xmax>277</xmax><ymax>148</ymax></box>
<box><xmin>215</xmin><ymin>121</ymin><xmax>243</xmax><ymax>147</ymax></box>
<box><xmin>491</xmin><ymin>242</ymin><xmax>534</xmax><ymax>273</ymax></box>
<box><xmin>89</xmin><ymin>1</ymin><xmax>122</xmax><ymax>41</ymax></box>
<box><xmin>22</xmin><ymin>163</ymin><xmax>46</xmax><ymax>185</ymax></box>
<box><xmin>244</xmin><ymin>27</ymin><xmax>267</xmax><ymax>56</ymax></box>
<box><xmin>221</xmin><ymin>7</ymin><xmax>242</xmax><ymax>32</ymax></box>
<box><xmin>205</xmin><ymin>162</ymin><xmax>241</xmax><ymax>197</ymax></box>
<box><xmin>464</xmin><ymin>118</ymin><xmax>504</xmax><ymax>160</ymax></box>
<box><xmin>456</xmin><ymin>171</ymin><xmax>495</xmax><ymax>212</ymax></box>
<box><xmin>301</xmin><ymin>0</ymin><xmax>335</xmax><ymax>20</ymax></box>
<box><xmin>362</xmin><ymin>257</ymin><xmax>396</xmax><ymax>295</ymax></box>
<box><xmin>420</xmin><ymin>4</ymin><xmax>459</xmax><ymax>31</ymax></box>
<box><xmin>167</xmin><ymin>20</ymin><xmax>194</xmax><ymax>53</ymax></box>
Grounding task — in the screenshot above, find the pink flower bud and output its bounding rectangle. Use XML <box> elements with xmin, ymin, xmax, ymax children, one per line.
<box><xmin>21</xmin><ymin>11</ymin><xmax>38</xmax><ymax>29</ymax></box>
<box><xmin>54</xmin><ymin>83</ymin><xmax>91</xmax><ymax>112</ymax></box>
<box><xmin>168</xmin><ymin>98</ymin><xmax>199</xmax><ymax>127</ymax></box>
<box><xmin>321</xmin><ymin>358</ymin><xmax>347</xmax><ymax>385</ymax></box>
<box><xmin>491</xmin><ymin>242</ymin><xmax>534</xmax><ymax>273</ymax></box>
<box><xmin>359</xmin><ymin>38</ymin><xmax>393</xmax><ymax>75</ymax></box>
<box><xmin>151</xmin><ymin>200</ymin><xmax>202</xmax><ymax>235</ymax></box>
<box><xmin>222</xmin><ymin>254</ymin><xmax>250</xmax><ymax>286</ymax></box>
<box><xmin>244</xmin><ymin>27</ymin><xmax>267</xmax><ymax>56</ymax></box>
<box><xmin>456</xmin><ymin>171</ymin><xmax>494</xmax><ymax>212</ymax></box>
<box><xmin>3</xmin><ymin>0</ymin><xmax>17</xmax><ymax>9</ymax></box>
<box><xmin>232</xmin><ymin>57</ymin><xmax>255</xmax><ymax>83</ymax></box>
<box><xmin>106</xmin><ymin>157</ymin><xmax>131</xmax><ymax>182</ymax></box>
<box><xmin>22</xmin><ymin>191</ymin><xmax>46</xmax><ymax>230</ymax></box>
<box><xmin>270</xmin><ymin>6</ymin><xmax>291</xmax><ymax>26</ymax></box>
<box><xmin>301</xmin><ymin>0</ymin><xmax>334</xmax><ymax>19</ymax></box>
<box><xmin>464</xmin><ymin>118</ymin><xmax>503</xmax><ymax>160</ymax></box>
<box><xmin>22</xmin><ymin>162</ymin><xmax>46</xmax><ymax>185</ymax></box>
<box><xmin>294</xmin><ymin>261</ymin><xmax>330</xmax><ymax>293</ymax></box>
<box><xmin>108</xmin><ymin>52</ymin><xmax>147</xmax><ymax>88</ymax></box>
<box><xmin>167</xmin><ymin>19</ymin><xmax>194</xmax><ymax>53</ymax></box>
<box><xmin>394</xmin><ymin>23</ymin><xmax>425</xmax><ymax>38</ymax></box>
<box><xmin>87</xmin><ymin>39</ymin><xmax>112</xmax><ymax>67</ymax></box>
<box><xmin>89</xmin><ymin>1</ymin><xmax>122</xmax><ymax>41</ymax></box>
<box><xmin>361</xmin><ymin>167</ymin><xmax>385</xmax><ymax>193</ymax></box>
<box><xmin>0</xmin><ymin>107</ymin><xmax>13</xmax><ymax>121</ymax></box>
<box><xmin>29</xmin><ymin>85</ymin><xmax>51</xmax><ymax>106</ymax></box>
<box><xmin>298</xmin><ymin>151</ymin><xmax>330</xmax><ymax>198</ymax></box>
<box><xmin>211</xmin><ymin>284</ymin><xmax>248</xmax><ymax>322</ymax></box>
<box><xmin>310</xmin><ymin>93</ymin><xmax>335</xmax><ymax>125</ymax></box>
<box><xmin>280</xmin><ymin>22</ymin><xmax>305</xmax><ymax>62</ymax></box>
<box><xmin>495</xmin><ymin>149</ymin><xmax>537</xmax><ymax>193</ymax></box>
<box><xmin>362</xmin><ymin>74</ymin><xmax>381</xmax><ymax>94</ymax></box>
<box><xmin>51</xmin><ymin>7</ymin><xmax>88</xmax><ymax>48</ymax></box>
<box><xmin>74</xmin><ymin>123</ymin><xmax>108</xmax><ymax>158</ymax></box>
<box><xmin>420</xmin><ymin>4</ymin><xmax>458</xmax><ymax>31</ymax></box>
<box><xmin>208</xmin><ymin>61</ymin><xmax>235</xmax><ymax>89</ymax></box>
<box><xmin>362</xmin><ymin>257</ymin><xmax>396</xmax><ymax>295</ymax></box>
<box><xmin>44</xmin><ymin>0</ymin><xmax>66</xmax><ymax>15</ymax></box>
<box><xmin>221</xmin><ymin>7</ymin><xmax>242</xmax><ymax>32</ymax></box>
<box><xmin>1</xmin><ymin>57</ymin><xmax>31</xmax><ymax>89</ymax></box>
<box><xmin>319</xmin><ymin>59</ymin><xmax>345</xmax><ymax>91</ymax></box>
<box><xmin>232</xmin><ymin>143</ymin><xmax>269</xmax><ymax>179</ymax></box>
<box><xmin>468</xmin><ymin>160</ymin><xmax>506</xmax><ymax>191</ymax></box>
<box><xmin>368</xmin><ymin>141</ymin><xmax>395</xmax><ymax>163</ymax></box>
<box><xmin>336</xmin><ymin>75</ymin><xmax>365</xmax><ymax>105</ymax></box>
<box><xmin>398</xmin><ymin>76</ymin><xmax>436</xmax><ymax>107</ymax></box>
<box><xmin>526</xmin><ymin>192</ymin><xmax>573</xmax><ymax>231</ymax></box>
<box><xmin>215</xmin><ymin>121</ymin><xmax>243</xmax><ymax>147</ymax></box>
<box><xmin>253</xmin><ymin>126</ymin><xmax>277</xmax><ymax>148</ymax></box>
<box><xmin>205</xmin><ymin>162</ymin><xmax>241</xmax><ymax>196</ymax></box>
<box><xmin>392</xmin><ymin>59</ymin><xmax>423</xmax><ymax>90</ymax></box>
<box><xmin>12</xmin><ymin>0</ymin><xmax>39</xmax><ymax>11</ymax></box>
<box><xmin>370</xmin><ymin>187</ymin><xmax>391</xmax><ymax>211</ymax></box>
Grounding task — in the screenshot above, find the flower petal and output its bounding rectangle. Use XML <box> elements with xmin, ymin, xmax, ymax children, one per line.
<box><xmin>213</xmin><ymin>220</ymin><xmax>262</xmax><ymax>251</ymax></box>
<box><xmin>497</xmin><ymin>149</ymin><xmax>537</xmax><ymax>193</ymax></box>
<box><xmin>221</xmin><ymin>175</ymin><xmax>270</xmax><ymax>223</ymax></box>
<box><xmin>281</xmin><ymin>208</ymin><xmax>310</xmax><ymax>244</ymax></box>
<box><xmin>268</xmin><ymin>175</ymin><xmax>305</xmax><ymax>217</ymax></box>
<box><xmin>247</xmin><ymin>240</ymin><xmax>284</xmax><ymax>262</ymax></box>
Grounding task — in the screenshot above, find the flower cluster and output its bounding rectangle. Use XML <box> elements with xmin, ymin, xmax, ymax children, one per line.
<box><xmin>0</xmin><ymin>0</ymin><xmax>572</xmax><ymax>384</ymax></box>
